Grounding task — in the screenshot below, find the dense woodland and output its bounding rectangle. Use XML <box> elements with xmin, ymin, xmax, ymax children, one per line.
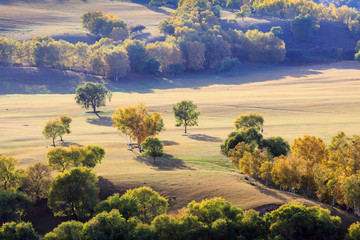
<box><xmin>0</xmin><ymin>0</ymin><xmax>359</xmax><ymax>80</ymax></box>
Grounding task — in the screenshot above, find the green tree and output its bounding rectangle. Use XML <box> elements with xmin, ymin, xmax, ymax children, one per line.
<box><xmin>43</xmin><ymin>120</ymin><xmax>66</xmax><ymax>147</ymax></box>
<box><xmin>75</xmin><ymin>82</ymin><xmax>112</xmax><ymax>113</ymax></box>
<box><xmin>270</xmin><ymin>26</ymin><xmax>283</xmax><ymax>36</ymax></box>
<box><xmin>0</xmin><ymin>222</ymin><xmax>39</xmax><ymax>240</ymax></box>
<box><xmin>347</xmin><ymin>222</ymin><xmax>360</xmax><ymax>240</ymax></box>
<box><xmin>83</xmin><ymin>209</ymin><xmax>127</xmax><ymax>240</ymax></box>
<box><xmin>22</xmin><ymin>162</ymin><xmax>52</xmax><ymax>204</ymax></box>
<box><xmin>234</xmin><ymin>112</ymin><xmax>264</xmax><ymax>131</ymax></box>
<box><xmin>95</xmin><ymin>193</ymin><xmax>140</xmax><ymax>220</ymax></box>
<box><xmin>48</xmin><ymin>167</ymin><xmax>99</xmax><ymax>220</ymax></box>
<box><xmin>149</xmin><ymin>0</ymin><xmax>166</xmax><ymax>7</ymax></box>
<box><xmin>341</xmin><ymin>174</ymin><xmax>360</xmax><ymax>216</ymax></box>
<box><xmin>0</xmin><ymin>191</ymin><xmax>31</xmax><ymax>224</ymax></box>
<box><xmin>187</xmin><ymin>197</ymin><xmax>242</xmax><ymax>225</ymax></box>
<box><xmin>173</xmin><ymin>100</ymin><xmax>200</xmax><ymax>133</ymax></box>
<box><xmin>235</xmin><ymin>5</ymin><xmax>251</xmax><ymax>20</ymax></box>
<box><xmin>123</xmin><ymin>39</ymin><xmax>147</xmax><ymax>73</ymax></box>
<box><xmin>0</xmin><ymin>155</ymin><xmax>25</xmax><ymax>191</ymax></box>
<box><xmin>264</xmin><ymin>202</ymin><xmax>341</xmax><ymax>240</ymax></box>
<box><xmin>128</xmin><ymin>223</ymin><xmax>156</xmax><ymax>240</ymax></box>
<box><xmin>43</xmin><ymin>221</ymin><xmax>84</xmax><ymax>240</ymax></box>
<box><xmin>47</xmin><ymin>145</ymin><xmax>105</xmax><ymax>172</ymax></box>
<box><xmin>159</xmin><ymin>20</ymin><xmax>175</xmax><ymax>36</ymax></box>
<box><xmin>143</xmin><ymin>58</ymin><xmax>160</xmax><ymax>74</ymax></box>
<box><xmin>122</xmin><ymin>186</ymin><xmax>168</xmax><ymax>224</ymax></box>
<box><xmin>291</xmin><ymin>14</ymin><xmax>313</xmax><ymax>41</ymax></box>
<box><xmin>141</xmin><ymin>137</ymin><xmax>164</xmax><ymax>164</ymax></box>
<box><xmin>262</xmin><ymin>136</ymin><xmax>290</xmax><ymax>157</ymax></box>
<box><xmin>221</xmin><ymin>128</ymin><xmax>263</xmax><ymax>156</ymax></box>
<box><xmin>81</xmin><ymin>11</ymin><xmax>129</xmax><ymax>38</ymax></box>
<box><xmin>57</xmin><ymin>115</ymin><xmax>72</xmax><ymax>142</ymax></box>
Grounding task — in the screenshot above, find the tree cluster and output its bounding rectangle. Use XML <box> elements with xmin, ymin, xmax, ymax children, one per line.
<box><xmin>42</xmin><ymin>115</ymin><xmax>72</xmax><ymax>147</ymax></box>
<box><xmin>223</xmin><ymin>113</ymin><xmax>360</xmax><ymax>216</ymax></box>
<box><xmin>2</xmin><ymin>188</ymin><xmax>346</xmax><ymax>240</ymax></box>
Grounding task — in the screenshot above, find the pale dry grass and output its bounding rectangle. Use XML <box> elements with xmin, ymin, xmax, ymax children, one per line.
<box><xmin>0</xmin><ymin>0</ymin><xmax>173</xmax><ymax>41</ymax></box>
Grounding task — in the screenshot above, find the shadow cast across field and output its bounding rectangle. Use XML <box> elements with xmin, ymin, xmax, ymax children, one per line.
<box><xmin>187</xmin><ymin>134</ymin><xmax>222</xmax><ymax>142</ymax></box>
<box><xmin>1</xmin><ymin>62</ymin><xmax>359</xmax><ymax>95</ymax></box>
<box><xmin>59</xmin><ymin>141</ymin><xmax>82</xmax><ymax>147</ymax></box>
<box><xmin>162</xmin><ymin>140</ymin><xmax>179</xmax><ymax>146</ymax></box>
<box><xmin>135</xmin><ymin>153</ymin><xmax>195</xmax><ymax>171</ymax></box>
<box><xmin>87</xmin><ymin>116</ymin><xmax>113</xmax><ymax>127</ymax></box>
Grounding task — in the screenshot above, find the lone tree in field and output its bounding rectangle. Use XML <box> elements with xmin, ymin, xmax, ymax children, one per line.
<box><xmin>75</xmin><ymin>82</ymin><xmax>112</xmax><ymax>113</ymax></box>
<box><xmin>141</xmin><ymin>137</ymin><xmax>164</xmax><ymax>164</ymax></box>
<box><xmin>43</xmin><ymin>120</ymin><xmax>66</xmax><ymax>147</ymax></box>
<box><xmin>48</xmin><ymin>167</ymin><xmax>99</xmax><ymax>220</ymax></box>
<box><xmin>234</xmin><ymin>112</ymin><xmax>264</xmax><ymax>131</ymax></box>
<box><xmin>173</xmin><ymin>100</ymin><xmax>200</xmax><ymax>133</ymax></box>
<box><xmin>57</xmin><ymin>115</ymin><xmax>72</xmax><ymax>142</ymax></box>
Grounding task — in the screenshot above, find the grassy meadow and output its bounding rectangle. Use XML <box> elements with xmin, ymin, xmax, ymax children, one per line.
<box><xmin>1</xmin><ymin>61</ymin><xmax>360</xmax><ymax>221</ymax></box>
<box><xmin>0</xmin><ymin>0</ymin><xmax>173</xmax><ymax>42</ymax></box>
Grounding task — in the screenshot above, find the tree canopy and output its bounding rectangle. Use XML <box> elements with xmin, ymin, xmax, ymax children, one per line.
<box><xmin>48</xmin><ymin>167</ymin><xmax>99</xmax><ymax>220</ymax></box>
<box><xmin>75</xmin><ymin>82</ymin><xmax>112</xmax><ymax>113</ymax></box>
<box><xmin>173</xmin><ymin>100</ymin><xmax>200</xmax><ymax>133</ymax></box>
<box><xmin>141</xmin><ymin>137</ymin><xmax>164</xmax><ymax>164</ymax></box>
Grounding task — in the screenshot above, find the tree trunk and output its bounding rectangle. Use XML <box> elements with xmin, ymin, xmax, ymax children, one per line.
<box><xmin>332</xmin><ymin>194</ymin><xmax>336</xmax><ymax>206</ymax></box>
<box><xmin>92</xmin><ymin>105</ymin><xmax>96</xmax><ymax>113</ymax></box>
<box><xmin>184</xmin><ymin>119</ymin><xmax>187</xmax><ymax>133</ymax></box>
<box><xmin>60</xmin><ymin>135</ymin><xmax>63</xmax><ymax>142</ymax></box>
<box><xmin>153</xmin><ymin>156</ymin><xmax>156</xmax><ymax>164</ymax></box>
<box><xmin>52</xmin><ymin>137</ymin><xmax>56</xmax><ymax>147</ymax></box>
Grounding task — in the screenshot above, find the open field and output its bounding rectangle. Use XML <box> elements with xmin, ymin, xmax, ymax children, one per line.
<box><xmin>0</xmin><ymin>0</ymin><xmax>173</xmax><ymax>42</ymax></box>
<box><xmin>1</xmin><ymin>61</ymin><xmax>360</xmax><ymax>232</ymax></box>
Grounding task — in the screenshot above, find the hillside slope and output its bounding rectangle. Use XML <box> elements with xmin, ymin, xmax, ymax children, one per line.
<box><xmin>1</xmin><ymin>61</ymin><xmax>360</xmax><ymax>233</ymax></box>
<box><xmin>0</xmin><ymin>0</ymin><xmax>173</xmax><ymax>43</ymax></box>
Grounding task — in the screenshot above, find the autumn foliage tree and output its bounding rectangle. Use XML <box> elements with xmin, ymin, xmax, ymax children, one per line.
<box><xmin>112</xmin><ymin>103</ymin><xmax>164</xmax><ymax>152</ymax></box>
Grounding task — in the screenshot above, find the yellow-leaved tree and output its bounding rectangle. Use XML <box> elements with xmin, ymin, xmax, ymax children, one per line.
<box><xmin>112</xmin><ymin>103</ymin><xmax>164</xmax><ymax>152</ymax></box>
<box><xmin>291</xmin><ymin>135</ymin><xmax>327</xmax><ymax>197</ymax></box>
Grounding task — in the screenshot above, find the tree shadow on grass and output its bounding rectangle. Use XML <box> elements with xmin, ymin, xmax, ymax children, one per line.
<box><xmin>162</xmin><ymin>140</ymin><xmax>179</xmax><ymax>146</ymax></box>
<box><xmin>135</xmin><ymin>153</ymin><xmax>195</xmax><ymax>171</ymax></box>
<box><xmin>97</xmin><ymin>176</ymin><xmax>120</xmax><ymax>200</ymax></box>
<box><xmin>59</xmin><ymin>141</ymin><xmax>83</xmax><ymax>147</ymax></box>
<box><xmin>187</xmin><ymin>134</ymin><xmax>222</xmax><ymax>142</ymax></box>
<box><xmin>87</xmin><ymin>116</ymin><xmax>113</xmax><ymax>127</ymax></box>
